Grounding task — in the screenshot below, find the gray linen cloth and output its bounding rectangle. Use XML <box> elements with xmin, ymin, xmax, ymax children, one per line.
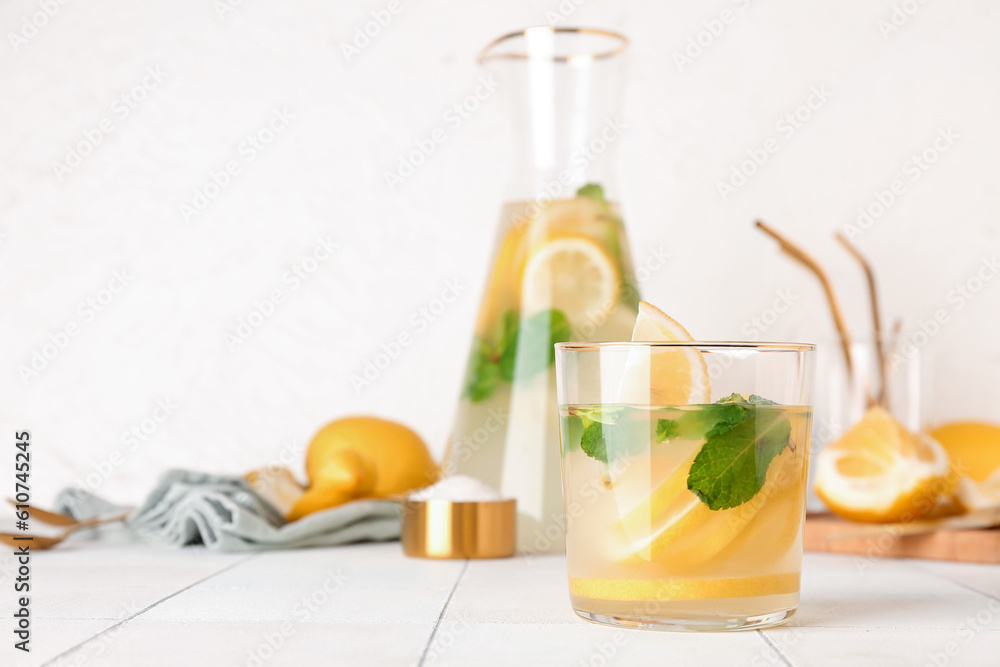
<box><xmin>54</xmin><ymin>469</ymin><xmax>401</xmax><ymax>552</ymax></box>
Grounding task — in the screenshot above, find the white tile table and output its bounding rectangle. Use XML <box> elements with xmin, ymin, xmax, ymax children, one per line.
<box><xmin>3</xmin><ymin>542</ymin><xmax>999</xmax><ymax>666</ymax></box>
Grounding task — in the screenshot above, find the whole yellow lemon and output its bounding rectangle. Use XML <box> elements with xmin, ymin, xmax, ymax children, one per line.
<box><xmin>928</xmin><ymin>421</ymin><xmax>1000</xmax><ymax>513</ymax></box>
<box><xmin>928</xmin><ymin>421</ymin><xmax>1000</xmax><ymax>482</ymax></box>
<box><xmin>288</xmin><ymin>416</ymin><xmax>439</xmax><ymax>521</ymax></box>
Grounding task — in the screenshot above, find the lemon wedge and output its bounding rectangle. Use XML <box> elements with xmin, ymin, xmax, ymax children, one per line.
<box><xmin>618</xmin><ymin>301</ymin><xmax>710</xmax><ymax>405</ymax></box>
<box><xmin>815</xmin><ymin>406</ymin><xmax>952</xmax><ymax>523</ymax></box>
<box><xmin>520</xmin><ymin>234</ymin><xmax>619</xmax><ymax>324</ymax></box>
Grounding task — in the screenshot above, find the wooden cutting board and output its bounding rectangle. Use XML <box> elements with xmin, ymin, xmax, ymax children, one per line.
<box><xmin>804</xmin><ymin>513</ymin><xmax>1000</xmax><ymax>564</ymax></box>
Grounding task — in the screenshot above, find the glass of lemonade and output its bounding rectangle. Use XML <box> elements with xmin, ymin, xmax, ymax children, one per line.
<box><xmin>554</xmin><ymin>341</ymin><xmax>816</xmax><ymax>631</ymax></box>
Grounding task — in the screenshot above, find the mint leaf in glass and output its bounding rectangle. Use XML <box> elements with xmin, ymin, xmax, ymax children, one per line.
<box><xmin>497</xmin><ymin>310</ymin><xmax>520</xmax><ymax>381</ymax></box>
<box><xmin>561</xmin><ymin>415</ymin><xmax>585</xmax><ymax>454</ymax></box>
<box><xmin>656</xmin><ymin>403</ymin><xmax>746</xmax><ymax>442</ymax></box>
<box><xmin>686</xmin><ymin>403</ymin><xmax>792</xmax><ymax>511</ymax></box>
<box><xmin>620</xmin><ymin>275</ymin><xmax>641</xmax><ymax>311</ymax></box>
<box><xmin>462</xmin><ymin>338</ymin><xmax>500</xmax><ymax>402</ymax></box>
<box><xmin>465</xmin><ymin>308</ymin><xmax>572</xmax><ymax>402</ymax></box>
<box><xmin>580</xmin><ymin>421</ymin><xmax>609</xmax><ymax>463</ymax></box>
<box><xmin>510</xmin><ymin>308</ymin><xmax>572</xmax><ymax>378</ymax></box>
<box><xmin>574</xmin><ymin>405</ymin><xmax>626</xmax><ymax>425</ymax></box>
<box><xmin>716</xmin><ymin>392</ymin><xmax>778</xmax><ymax>406</ymax></box>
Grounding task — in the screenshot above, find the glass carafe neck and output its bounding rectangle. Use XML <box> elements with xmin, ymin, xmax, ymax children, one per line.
<box><xmin>480</xmin><ymin>27</ymin><xmax>629</xmax><ymax>202</ymax></box>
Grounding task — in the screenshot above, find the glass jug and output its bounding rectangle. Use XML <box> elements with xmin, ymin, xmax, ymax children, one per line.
<box><xmin>445</xmin><ymin>28</ymin><xmax>639</xmax><ymax>553</ymax></box>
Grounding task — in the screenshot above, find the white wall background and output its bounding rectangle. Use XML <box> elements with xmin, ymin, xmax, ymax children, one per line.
<box><xmin>2</xmin><ymin>0</ymin><xmax>998</xmax><ymax>505</ymax></box>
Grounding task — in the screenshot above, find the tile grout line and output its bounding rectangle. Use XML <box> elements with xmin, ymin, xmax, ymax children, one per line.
<box><xmin>757</xmin><ymin>629</ymin><xmax>795</xmax><ymax>667</ymax></box>
<box><xmin>41</xmin><ymin>553</ymin><xmax>260</xmax><ymax>666</ymax></box>
<box><xmin>896</xmin><ymin>555</ymin><xmax>1000</xmax><ymax>602</ymax></box>
<box><xmin>416</xmin><ymin>559</ymin><xmax>469</xmax><ymax>667</ymax></box>
<box><xmin>916</xmin><ymin>568</ymin><xmax>1000</xmax><ymax>603</ymax></box>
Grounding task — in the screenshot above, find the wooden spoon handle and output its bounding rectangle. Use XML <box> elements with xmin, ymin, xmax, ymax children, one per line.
<box><xmin>6</xmin><ymin>498</ymin><xmax>80</xmax><ymax>527</ymax></box>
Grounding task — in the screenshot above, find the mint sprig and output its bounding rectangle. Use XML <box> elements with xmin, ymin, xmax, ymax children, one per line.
<box><xmin>682</xmin><ymin>397</ymin><xmax>792</xmax><ymax>511</ymax></box>
<box><xmin>462</xmin><ymin>308</ymin><xmax>572</xmax><ymax>403</ymax></box>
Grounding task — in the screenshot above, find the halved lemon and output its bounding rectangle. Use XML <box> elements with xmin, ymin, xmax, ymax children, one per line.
<box><xmin>520</xmin><ymin>233</ymin><xmax>619</xmax><ymax>324</ymax></box>
<box><xmin>815</xmin><ymin>406</ymin><xmax>952</xmax><ymax>523</ymax></box>
<box><xmin>618</xmin><ymin>301</ymin><xmax>710</xmax><ymax>405</ymax></box>
<box><xmin>952</xmin><ymin>471</ymin><xmax>1000</xmax><ymax>512</ymax></box>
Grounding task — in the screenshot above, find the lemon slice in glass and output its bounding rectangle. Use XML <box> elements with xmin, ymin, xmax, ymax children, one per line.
<box><xmin>519</xmin><ymin>233</ymin><xmax>619</xmax><ymax>324</ymax></box>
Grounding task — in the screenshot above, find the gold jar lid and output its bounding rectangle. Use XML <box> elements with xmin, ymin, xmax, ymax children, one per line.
<box><xmin>401</xmin><ymin>499</ymin><xmax>516</xmax><ymax>559</ymax></box>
